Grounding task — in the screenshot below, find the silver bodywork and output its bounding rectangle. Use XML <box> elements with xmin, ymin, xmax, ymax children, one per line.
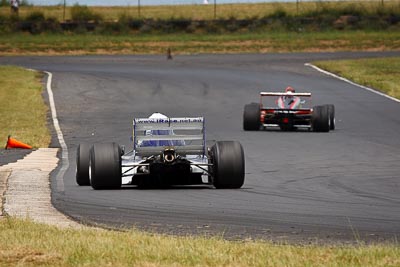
<box><xmin>121</xmin><ymin>117</ymin><xmax>211</xmax><ymax>184</ymax></box>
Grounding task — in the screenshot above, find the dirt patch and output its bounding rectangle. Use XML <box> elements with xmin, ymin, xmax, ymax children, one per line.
<box><xmin>0</xmin><ymin>247</ymin><xmax>62</xmax><ymax>265</ymax></box>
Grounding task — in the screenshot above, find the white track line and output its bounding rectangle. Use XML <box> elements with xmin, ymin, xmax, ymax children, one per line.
<box><xmin>45</xmin><ymin>71</ymin><xmax>68</xmax><ymax>192</ymax></box>
<box><xmin>304</xmin><ymin>63</ymin><xmax>400</xmax><ymax>103</ymax></box>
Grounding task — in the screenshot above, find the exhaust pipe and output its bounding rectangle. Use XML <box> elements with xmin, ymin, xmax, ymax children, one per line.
<box><xmin>163</xmin><ymin>148</ymin><xmax>176</xmax><ymax>163</ymax></box>
<box><xmin>165</xmin><ymin>153</ymin><xmax>175</xmax><ymax>162</ymax></box>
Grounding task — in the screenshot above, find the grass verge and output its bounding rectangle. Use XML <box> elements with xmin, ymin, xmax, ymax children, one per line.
<box><xmin>314</xmin><ymin>57</ymin><xmax>400</xmax><ymax>99</ymax></box>
<box><xmin>0</xmin><ymin>66</ymin><xmax>50</xmax><ymax>148</ymax></box>
<box><xmin>0</xmin><ymin>31</ymin><xmax>399</xmax><ymax>55</ymax></box>
<box><xmin>0</xmin><ymin>217</ymin><xmax>399</xmax><ymax>267</ymax></box>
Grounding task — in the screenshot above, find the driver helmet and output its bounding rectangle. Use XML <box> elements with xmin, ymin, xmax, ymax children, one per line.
<box><xmin>148</xmin><ymin>112</ymin><xmax>170</xmax><ymax>136</ymax></box>
<box><xmin>149</xmin><ymin>112</ymin><xmax>168</xmax><ymax>119</ymax></box>
<box><xmin>285</xmin><ymin>86</ymin><xmax>295</xmax><ymax>93</ymax></box>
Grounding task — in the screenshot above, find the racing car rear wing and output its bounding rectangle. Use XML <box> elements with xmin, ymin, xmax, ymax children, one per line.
<box><xmin>260</xmin><ymin>92</ymin><xmax>312</xmax><ymax>97</ymax></box>
<box><xmin>132</xmin><ymin>117</ymin><xmax>206</xmax><ymax>157</ymax></box>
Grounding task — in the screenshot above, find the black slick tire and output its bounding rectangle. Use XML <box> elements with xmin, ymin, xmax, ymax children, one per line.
<box><xmin>312</xmin><ymin>105</ymin><xmax>330</xmax><ymax>132</ymax></box>
<box><xmin>326</xmin><ymin>104</ymin><xmax>335</xmax><ymax>130</ymax></box>
<box><xmin>76</xmin><ymin>143</ymin><xmax>91</xmax><ymax>186</ymax></box>
<box><xmin>243</xmin><ymin>103</ymin><xmax>261</xmax><ymax>131</ymax></box>
<box><xmin>211</xmin><ymin>141</ymin><xmax>245</xmax><ymax>189</ymax></box>
<box><xmin>90</xmin><ymin>143</ymin><xmax>122</xmax><ymax>190</ymax></box>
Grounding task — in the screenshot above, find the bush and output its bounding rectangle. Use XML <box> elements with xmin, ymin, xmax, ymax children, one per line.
<box><xmin>0</xmin><ymin>14</ymin><xmax>12</xmax><ymax>33</ymax></box>
<box><xmin>304</xmin><ymin>3</ymin><xmax>366</xmax><ymax>18</ymax></box>
<box><xmin>25</xmin><ymin>11</ymin><xmax>45</xmax><ymax>22</ymax></box>
<box><xmin>43</xmin><ymin>17</ymin><xmax>62</xmax><ymax>33</ymax></box>
<box><xmin>139</xmin><ymin>22</ymin><xmax>153</xmax><ymax>34</ymax></box>
<box><xmin>97</xmin><ymin>22</ymin><xmax>129</xmax><ymax>34</ymax></box>
<box><xmin>16</xmin><ymin>12</ymin><xmax>61</xmax><ymax>34</ymax></box>
<box><xmin>205</xmin><ymin>21</ymin><xmax>220</xmax><ymax>34</ymax></box>
<box><xmin>0</xmin><ymin>0</ymin><xmax>8</xmax><ymax>7</ymax></box>
<box><xmin>0</xmin><ymin>14</ymin><xmax>9</xmax><ymax>23</ymax></box>
<box><xmin>128</xmin><ymin>19</ymin><xmax>142</xmax><ymax>30</ymax></box>
<box><xmin>269</xmin><ymin>8</ymin><xmax>287</xmax><ymax>19</ymax></box>
<box><xmin>247</xmin><ymin>19</ymin><xmax>265</xmax><ymax>33</ymax></box>
<box><xmin>71</xmin><ymin>4</ymin><xmax>102</xmax><ymax>23</ymax></box>
<box><xmin>185</xmin><ymin>21</ymin><xmax>200</xmax><ymax>33</ymax></box>
<box><xmin>225</xmin><ymin>16</ymin><xmax>239</xmax><ymax>32</ymax></box>
<box><xmin>170</xmin><ymin>19</ymin><xmax>191</xmax><ymax>32</ymax></box>
<box><xmin>160</xmin><ymin>22</ymin><xmax>173</xmax><ymax>33</ymax></box>
<box><xmin>20</xmin><ymin>11</ymin><xmax>46</xmax><ymax>34</ymax></box>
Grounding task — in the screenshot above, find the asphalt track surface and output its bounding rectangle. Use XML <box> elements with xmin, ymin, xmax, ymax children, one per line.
<box><xmin>1</xmin><ymin>52</ymin><xmax>400</xmax><ymax>243</ymax></box>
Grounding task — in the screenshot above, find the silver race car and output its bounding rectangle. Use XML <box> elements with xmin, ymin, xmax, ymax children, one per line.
<box><xmin>76</xmin><ymin>116</ymin><xmax>245</xmax><ymax>189</ymax></box>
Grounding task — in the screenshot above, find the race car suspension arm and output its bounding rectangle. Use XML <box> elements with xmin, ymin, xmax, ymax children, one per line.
<box><xmin>190</xmin><ymin>163</ymin><xmax>213</xmax><ymax>176</ymax></box>
<box><xmin>121</xmin><ymin>163</ymin><xmax>150</xmax><ymax>177</ymax></box>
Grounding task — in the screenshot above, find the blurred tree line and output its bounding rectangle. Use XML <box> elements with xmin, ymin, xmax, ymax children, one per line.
<box><xmin>0</xmin><ymin>0</ymin><xmax>31</xmax><ymax>6</ymax></box>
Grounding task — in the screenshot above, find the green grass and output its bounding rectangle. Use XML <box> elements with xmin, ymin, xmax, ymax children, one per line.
<box><xmin>0</xmin><ymin>217</ymin><xmax>399</xmax><ymax>267</ymax></box>
<box><xmin>314</xmin><ymin>57</ymin><xmax>400</xmax><ymax>99</ymax></box>
<box><xmin>0</xmin><ymin>31</ymin><xmax>399</xmax><ymax>55</ymax></box>
<box><xmin>0</xmin><ymin>66</ymin><xmax>50</xmax><ymax>148</ymax></box>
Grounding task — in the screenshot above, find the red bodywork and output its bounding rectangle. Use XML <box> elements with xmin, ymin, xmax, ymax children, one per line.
<box><xmin>258</xmin><ymin>92</ymin><xmax>313</xmax><ymax>129</ymax></box>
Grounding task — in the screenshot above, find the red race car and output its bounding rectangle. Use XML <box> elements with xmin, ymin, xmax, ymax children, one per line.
<box><xmin>243</xmin><ymin>91</ymin><xmax>335</xmax><ymax>132</ymax></box>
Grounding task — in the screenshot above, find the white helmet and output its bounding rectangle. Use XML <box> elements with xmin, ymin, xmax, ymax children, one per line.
<box><xmin>149</xmin><ymin>112</ymin><xmax>168</xmax><ymax>119</ymax></box>
<box><xmin>285</xmin><ymin>86</ymin><xmax>295</xmax><ymax>93</ymax></box>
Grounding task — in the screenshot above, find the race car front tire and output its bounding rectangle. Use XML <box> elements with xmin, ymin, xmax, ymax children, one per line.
<box><xmin>76</xmin><ymin>143</ymin><xmax>91</xmax><ymax>186</ymax></box>
<box><xmin>211</xmin><ymin>141</ymin><xmax>245</xmax><ymax>189</ymax></box>
<box><xmin>89</xmin><ymin>143</ymin><xmax>122</xmax><ymax>190</ymax></box>
<box><xmin>312</xmin><ymin>105</ymin><xmax>330</xmax><ymax>132</ymax></box>
<box><xmin>326</xmin><ymin>104</ymin><xmax>335</xmax><ymax>130</ymax></box>
<box><xmin>243</xmin><ymin>103</ymin><xmax>261</xmax><ymax>131</ymax></box>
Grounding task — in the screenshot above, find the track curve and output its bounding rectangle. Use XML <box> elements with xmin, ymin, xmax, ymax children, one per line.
<box><xmin>1</xmin><ymin>52</ymin><xmax>400</xmax><ymax>242</ymax></box>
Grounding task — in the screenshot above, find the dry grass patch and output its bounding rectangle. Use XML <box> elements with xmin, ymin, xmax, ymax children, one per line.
<box><xmin>1</xmin><ymin>1</ymin><xmax>399</xmax><ymax>20</ymax></box>
<box><xmin>0</xmin><ymin>247</ymin><xmax>62</xmax><ymax>266</ymax></box>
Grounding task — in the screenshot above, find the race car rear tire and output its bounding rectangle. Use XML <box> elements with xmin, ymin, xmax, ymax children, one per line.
<box><xmin>243</xmin><ymin>103</ymin><xmax>261</xmax><ymax>131</ymax></box>
<box><xmin>326</xmin><ymin>104</ymin><xmax>335</xmax><ymax>130</ymax></box>
<box><xmin>211</xmin><ymin>141</ymin><xmax>245</xmax><ymax>189</ymax></box>
<box><xmin>89</xmin><ymin>143</ymin><xmax>122</xmax><ymax>190</ymax></box>
<box><xmin>76</xmin><ymin>143</ymin><xmax>91</xmax><ymax>186</ymax></box>
<box><xmin>312</xmin><ymin>105</ymin><xmax>330</xmax><ymax>132</ymax></box>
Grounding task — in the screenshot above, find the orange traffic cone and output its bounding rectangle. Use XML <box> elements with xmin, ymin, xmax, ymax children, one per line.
<box><xmin>5</xmin><ymin>135</ymin><xmax>32</xmax><ymax>149</ymax></box>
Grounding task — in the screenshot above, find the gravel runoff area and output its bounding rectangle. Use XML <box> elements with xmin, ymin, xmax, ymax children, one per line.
<box><xmin>0</xmin><ymin>148</ymin><xmax>82</xmax><ymax>228</ymax></box>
